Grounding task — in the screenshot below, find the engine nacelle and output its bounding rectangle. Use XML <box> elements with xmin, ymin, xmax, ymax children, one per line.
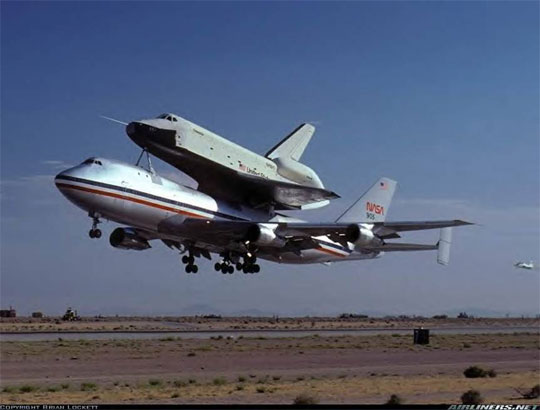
<box><xmin>245</xmin><ymin>224</ymin><xmax>286</xmax><ymax>247</ymax></box>
<box><xmin>272</xmin><ymin>157</ymin><xmax>324</xmax><ymax>189</ymax></box>
<box><xmin>346</xmin><ymin>224</ymin><xmax>383</xmax><ymax>249</ymax></box>
<box><xmin>109</xmin><ymin>228</ymin><xmax>151</xmax><ymax>251</ymax></box>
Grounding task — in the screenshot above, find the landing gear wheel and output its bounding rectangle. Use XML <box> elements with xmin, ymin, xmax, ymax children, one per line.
<box><xmin>185</xmin><ymin>265</ymin><xmax>192</xmax><ymax>273</ymax></box>
<box><xmin>191</xmin><ymin>265</ymin><xmax>198</xmax><ymax>273</ymax></box>
<box><xmin>236</xmin><ymin>262</ymin><xmax>243</xmax><ymax>271</ymax></box>
<box><xmin>221</xmin><ymin>265</ymin><xmax>228</xmax><ymax>274</ymax></box>
<box><xmin>253</xmin><ymin>264</ymin><xmax>260</xmax><ymax>273</ymax></box>
<box><xmin>89</xmin><ymin>229</ymin><xmax>101</xmax><ymax>239</ymax></box>
<box><xmin>214</xmin><ymin>263</ymin><xmax>221</xmax><ymax>271</ymax></box>
<box><xmin>228</xmin><ymin>265</ymin><xmax>234</xmax><ymax>274</ymax></box>
<box><xmin>182</xmin><ymin>255</ymin><xmax>190</xmax><ymax>264</ymax></box>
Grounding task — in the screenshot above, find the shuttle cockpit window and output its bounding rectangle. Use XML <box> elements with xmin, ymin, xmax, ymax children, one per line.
<box><xmin>156</xmin><ymin>113</ymin><xmax>178</xmax><ymax>122</ymax></box>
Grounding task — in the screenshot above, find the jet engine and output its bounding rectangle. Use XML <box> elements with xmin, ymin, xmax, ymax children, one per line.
<box><xmin>245</xmin><ymin>224</ymin><xmax>286</xmax><ymax>248</ymax></box>
<box><xmin>346</xmin><ymin>224</ymin><xmax>383</xmax><ymax>249</ymax></box>
<box><xmin>109</xmin><ymin>228</ymin><xmax>151</xmax><ymax>251</ymax></box>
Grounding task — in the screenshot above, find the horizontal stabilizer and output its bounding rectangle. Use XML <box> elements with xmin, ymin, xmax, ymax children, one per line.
<box><xmin>265</xmin><ymin>123</ymin><xmax>315</xmax><ymax>161</ymax></box>
<box><xmin>370</xmin><ymin>243</ymin><xmax>438</xmax><ymax>252</ymax></box>
<box><xmin>373</xmin><ymin>220</ymin><xmax>472</xmax><ymax>237</ymax></box>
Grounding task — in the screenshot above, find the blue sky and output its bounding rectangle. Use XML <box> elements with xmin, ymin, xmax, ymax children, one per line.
<box><xmin>1</xmin><ymin>1</ymin><xmax>539</xmax><ymax>316</ymax></box>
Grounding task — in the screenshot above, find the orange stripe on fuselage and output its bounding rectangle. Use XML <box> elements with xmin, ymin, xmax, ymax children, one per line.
<box><xmin>316</xmin><ymin>246</ymin><xmax>348</xmax><ymax>258</ymax></box>
<box><xmin>56</xmin><ymin>182</ymin><xmax>208</xmax><ymax>220</ymax></box>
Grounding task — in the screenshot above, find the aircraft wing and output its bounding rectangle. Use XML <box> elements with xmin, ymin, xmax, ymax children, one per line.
<box><xmin>158</xmin><ymin>219</ymin><xmax>471</xmax><ymax>254</ymax></box>
<box><xmin>269</xmin><ymin>219</ymin><xmax>472</xmax><ymax>238</ymax></box>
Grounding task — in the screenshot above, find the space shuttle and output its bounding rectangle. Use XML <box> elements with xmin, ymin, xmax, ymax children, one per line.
<box><xmin>125</xmin><ymin>113</ymin><xmax>338</xmax><ymax>211</ymax></box>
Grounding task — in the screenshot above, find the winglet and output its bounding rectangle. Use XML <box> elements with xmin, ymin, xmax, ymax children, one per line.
<box><xmin>437</xmin><ymin>228</ymin><xmax>452</xmax><ymax>266</ymax></box>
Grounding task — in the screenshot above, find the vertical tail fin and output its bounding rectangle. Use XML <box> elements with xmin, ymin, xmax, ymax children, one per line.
<box><xmin>437</xmin><ymin>228</ymin><xmax>452</xmax><ymax>266</ymax></box>
<box><xmin>265</xmin><ymin>123</ymin><xmax>315</xmax><ymax>161</ymax></box>
<box><xmin>335</xmin><ymin>177</ymin><xmax>397</xmax><ymax>223</ymax></box>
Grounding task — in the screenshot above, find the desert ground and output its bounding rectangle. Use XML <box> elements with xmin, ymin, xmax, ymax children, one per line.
<box><xmin>1</xmin><ymin>318</ymin><xmax>538</xmax><ymax>404</ymax></box>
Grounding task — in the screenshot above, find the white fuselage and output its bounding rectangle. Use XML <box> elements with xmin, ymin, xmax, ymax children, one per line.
<box><xmin>55</xmin><ymin>158</ymin><xmax>379</xmax><ymax>265</ymax></box>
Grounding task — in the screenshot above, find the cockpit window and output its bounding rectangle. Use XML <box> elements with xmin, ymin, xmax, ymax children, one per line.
<box><xmin>157</xmin><ymin>113</ymin><xmax>168</xmax><ymax>119</ymax></box>
<box><xmin>82</xmin><ymin>158</ymin><xmax>102</xmax><ymax>166</ymax></box>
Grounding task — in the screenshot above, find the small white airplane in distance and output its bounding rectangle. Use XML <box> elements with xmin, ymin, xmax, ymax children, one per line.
<box><xmin>514</xmin><ymin>261</ymin><xmax>538</xmax><ymax>270</ymax></box>
<box><xmin>55</xmin><ymin>114</ymin><xmax>472</xmax><ymax>274</ymax></box>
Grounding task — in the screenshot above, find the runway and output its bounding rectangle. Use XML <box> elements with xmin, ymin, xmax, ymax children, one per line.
<box><xmin>1</xmin><ymin>325</ymin><xmax>538</xmax><ymax>341</ymax></box>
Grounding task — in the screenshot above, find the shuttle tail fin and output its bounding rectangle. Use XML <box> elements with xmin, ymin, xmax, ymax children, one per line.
<box><xmin>265</xmin><ymin>123</ymin><xmax>315</xmax><ymax>161</ymax></box>
<box><xmin>335</xmin><ymin>178</ymin><xmax>397</xmax><ymax>223</ymax></box>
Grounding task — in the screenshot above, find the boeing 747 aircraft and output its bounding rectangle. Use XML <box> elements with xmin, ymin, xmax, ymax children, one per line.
<box><xmin>55</xmin><ymin>115</ymin><xmax>472</xmax><ymax>274</ymax></box>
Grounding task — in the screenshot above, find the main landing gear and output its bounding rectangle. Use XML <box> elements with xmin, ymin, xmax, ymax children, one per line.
<box><xmin>238</xmin><ymin>254</ymin><xmax>260</xmax><ymax>274</ymax></box>
<box><xmin>88</xmin><ymin>213</ymin><xmax>102</xmax><ymax>239</ymax></box>
<box><xmin>181</xmin><ymin>252</ymin><xmax>198</xmax><ymax>273</ymax></box>
<box><xmin>214</xmin><ymin>260</ymin><xmax>235</xmax><ymax>274</ymax></box>
<box><xmin>214</xmin><ymin>253</ymin><xmax>260</xmax><ymax>274</ymax></box>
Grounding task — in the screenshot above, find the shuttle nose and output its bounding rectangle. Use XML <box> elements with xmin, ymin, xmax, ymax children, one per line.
<box><xmin>126</xmin><ymin>121</ymin><xmax>176</xmax><ymax>148</ymax></box>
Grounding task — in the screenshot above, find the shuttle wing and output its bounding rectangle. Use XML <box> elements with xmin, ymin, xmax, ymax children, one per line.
<box><xmin>230</xmin><ymin>172</ymin><xmax>340</xmax><ymax>209</ymax></box>
<box><xmin>139</xmin><ymin>142</ymin><xmax>338</xmax><ymax>210</ymax></box>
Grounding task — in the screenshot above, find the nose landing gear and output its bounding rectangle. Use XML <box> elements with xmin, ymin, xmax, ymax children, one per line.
<box><xmin>88</xmin><ymin>213</ymin><xmax>102</xmax><ymax>239</ymax></box>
